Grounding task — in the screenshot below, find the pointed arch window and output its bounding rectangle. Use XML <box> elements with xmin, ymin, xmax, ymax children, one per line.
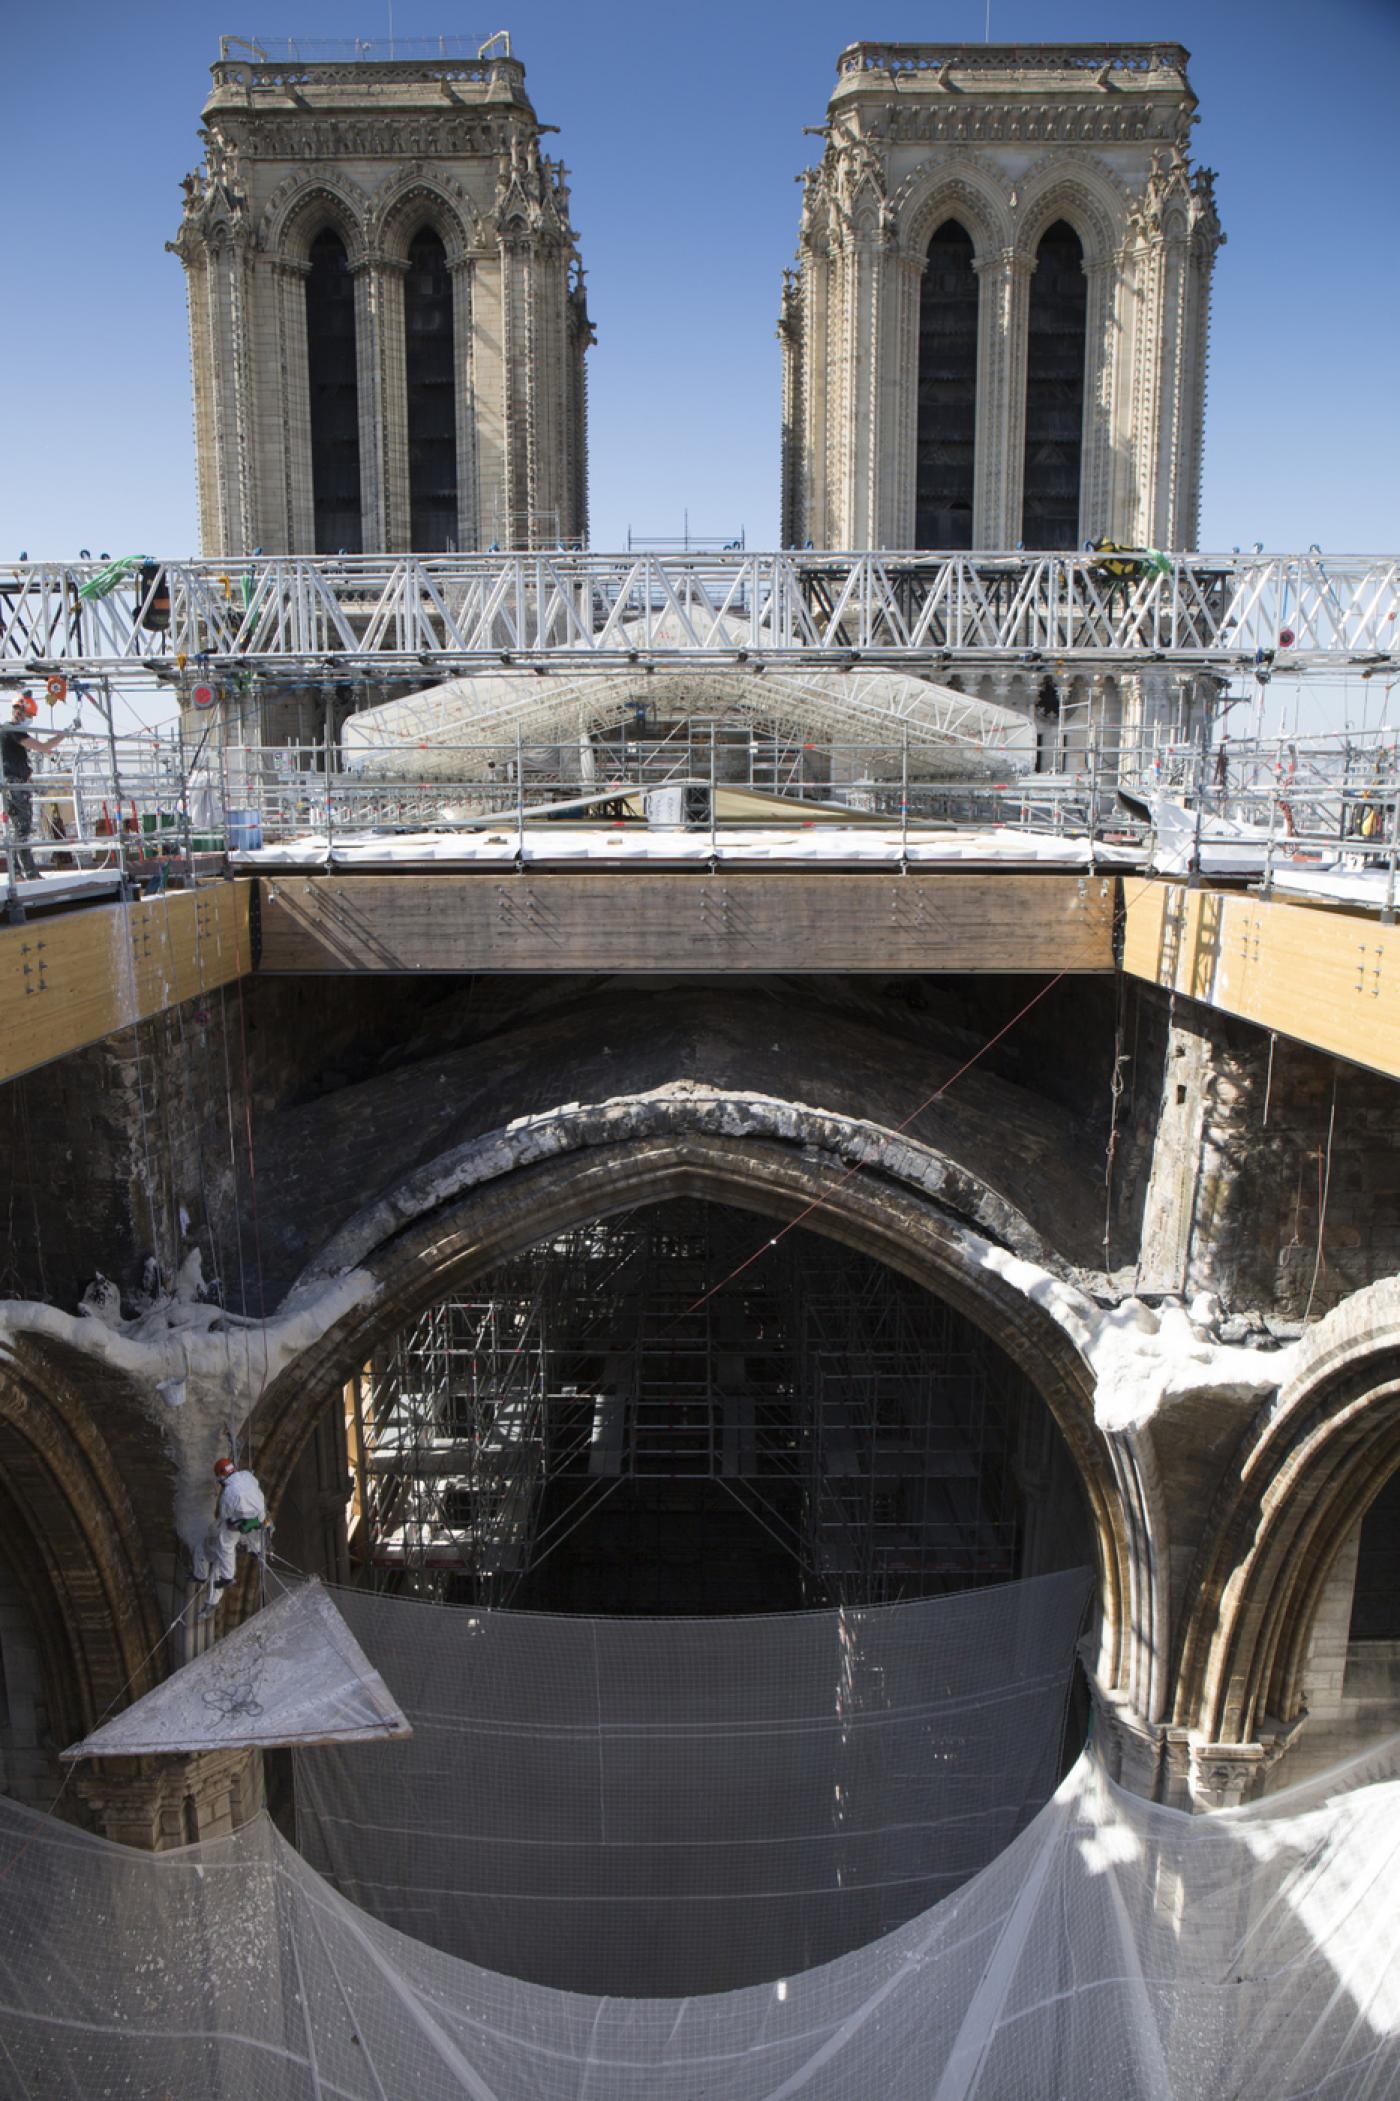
<box><xmin>915</xmin><ymin>220</ymin><xmax>979</xmax><ymax>550</ymax></box>
<box><xmin>1021</xmin><ymin>221</ymin><xmax>1087</xmax><ymax>549</ymax></box>
<box><xmin>404</xmin><ymin>226</ymin><xmax>459</xmax><ymax>552</ymax></box>
<box><xmin>306</xmin><ymin>228</ymin><xmax>362</xmax><ymax>553</ymax></box>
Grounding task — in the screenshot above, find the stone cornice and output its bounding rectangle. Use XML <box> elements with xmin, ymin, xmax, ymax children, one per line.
<box><xmin>873</xmin><ymin>101</ymin><xmax>1188</xmax><ymax>147</ymax></box>
<box><xmin>834</xmin><ymin>41</ymin><xmax>1193</xmax><ymax>95</ymax></box>
<box><xmin>209</xmin><ymin>111</ymin><xmax>509</xmax><ymax>161</ymax></box>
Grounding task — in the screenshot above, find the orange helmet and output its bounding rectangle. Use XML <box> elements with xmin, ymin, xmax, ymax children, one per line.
<box><xmin>213</xmin><ymin>1456</ymin><xmax>236</xmax><ymax>1479</ymax></box>
<box><xmin>13</xmin><ymin>692</ymin><xmax>37</xmax><ymax>720</ymax></box>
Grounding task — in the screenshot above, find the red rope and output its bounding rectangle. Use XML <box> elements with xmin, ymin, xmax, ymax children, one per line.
<box><xmin>682</xmin><ymin>970</ymin><xmax>1070</xmax><ymax>1317</ymax></box>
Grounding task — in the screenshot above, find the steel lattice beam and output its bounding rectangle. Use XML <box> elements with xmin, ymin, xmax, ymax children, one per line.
<box><xmin>1</xmin><ymin>551</ymin><xmax>1396</xmax><ymax>684</ymax></box>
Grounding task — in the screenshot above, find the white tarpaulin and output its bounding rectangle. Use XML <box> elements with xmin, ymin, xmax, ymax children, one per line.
<box><xmin>340</xmin><ymin>608</ymin><xmax>1035</xmax><ymax>782</ymax></box>
<box><xmin>61</xmin><ymin>1579</ymin><xmax>411</xmax><ymax>1760</ymax></box>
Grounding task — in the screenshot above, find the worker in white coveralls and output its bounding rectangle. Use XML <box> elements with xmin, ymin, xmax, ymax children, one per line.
<box><xmin>192</xmin><ymin>1456</ymin><xmax>271</xmax><ymax>1617</ymax></box>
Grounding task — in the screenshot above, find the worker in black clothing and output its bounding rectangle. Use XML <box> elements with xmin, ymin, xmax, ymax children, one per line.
<box><xmin>2</xmin><ymin>693</ymin><xmax>68</xmax><ymax>880</ymax></box>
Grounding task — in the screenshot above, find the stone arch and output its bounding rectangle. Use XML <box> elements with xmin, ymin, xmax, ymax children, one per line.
<box><xmin>261</xmin><ymin>174</ymin><xmax>372</xmax><ymax>267</ymax></box>
<box><xmin>1012</xmin><ymin>162</ymin><xmax>1126</xmax><ymax>269</ymax></box>
<box><xmin>1173</xmin><ymin>1280</ymin><xmax>1400</xmax><ymax>1745</ymax></box>
<box><xmin>371</xmin><ymin>169</ymin><xmax>485</xmax><ymax>267</ymax></box>
<box><xmin>0</xmin><ymin>1343</ymin><xmax>166</xmax><ymax>1757</ymax></box>
<box><xmin>242</xmin><ymin>1100</ymin><xmax>1157</xmax><ymax>1699</ymax></box>
<box><xmin>895</xmin><ymin>163</ymin><xmax>1013</xmax><ymax>267</ymax></box>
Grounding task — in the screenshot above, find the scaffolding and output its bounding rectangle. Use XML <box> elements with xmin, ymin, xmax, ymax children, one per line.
<box><xmin>3</xmin><ymin>549</ymin><xmax>1395</xmax><ymax>679</ymax></box>
<box><xmin>345</xmin><ymin>1203</ymin><xmax>1030</xmax><ymax>1608</ymax></box>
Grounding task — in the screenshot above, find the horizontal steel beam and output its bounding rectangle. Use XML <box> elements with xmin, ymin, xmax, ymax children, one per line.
<box><xmin>1</xmin><ymin>551</ymin><xmax>1395</xmax><ymax>685</ymax></box>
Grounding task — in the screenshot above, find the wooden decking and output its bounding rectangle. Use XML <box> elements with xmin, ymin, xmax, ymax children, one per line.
<box><xmin>1121</xmin><ymin>881</ymin><xmax>1400</xmax><ymax>1081</ymax></box>
<box><xmin>4</xmin><ymin>869</ymin><xmax>1397</xmax><ymax>1085</ymax></box>
<box><xmin>0</xmin><ymin>883</ymin><xmax>252</xmax><ymax>1084</ymax></box>
<box><xmin>252</xmin><ymin>869</ymin><xmax>1118</xmax><ymax>976</ymax></box>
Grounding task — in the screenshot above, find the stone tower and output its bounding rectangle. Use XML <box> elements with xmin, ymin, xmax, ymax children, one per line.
<box><xmin>780</xmin><ymin>42</ymin><xmax>1223</xmax><ymax>553</ymax></box>
<box><xmin>172</xmin><ymin>37</ymin><xmax>592</xmax><ymax>556</ymax></box>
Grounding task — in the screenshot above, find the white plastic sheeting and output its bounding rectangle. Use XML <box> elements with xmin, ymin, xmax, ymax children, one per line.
<box><xmin>61</xmin><ymin>1580</ymin><xmax>411</xmax><ymax>1760</ymax></box>
<box><xmin>339</xmin><ymin>609</ymin><xmax>1035</xmax><ymax>782</ymax></box>
<box><xmin>5</xmin><ymin>1730</ymin><xmax>1400</xmax><ymax>2097</ymax></box>
<box><xmin>293</xmin><ymin>1570</ymin><xmax>1093</xmax><ymax>1995</ymax></box>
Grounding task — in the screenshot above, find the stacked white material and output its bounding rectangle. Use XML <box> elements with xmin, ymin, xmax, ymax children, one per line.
<box><xmin>233</xmin><ymin>826</ymin><xmax>1138</xmax><ymax>869</ymax></box>
<box><xmin>4</xmin><ymin>1723</ymin><xmax>1400</xmax><ymax>2096</ymax></box>
<box><xmin>294</xmin><ymin>1569</ymin><xmax>1092</xmax><ymax>1995</ymax></box>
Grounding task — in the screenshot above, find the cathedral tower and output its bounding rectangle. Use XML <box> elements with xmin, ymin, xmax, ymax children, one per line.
<box><xmin>172</xmin><ymin>37</ymin><xmax>592</xmax><ymax>556</ymax></box>
<box><xmin>780</xmin><ymin>42</ymin><xmax>1223</xmax><ymax>552</ymax></box>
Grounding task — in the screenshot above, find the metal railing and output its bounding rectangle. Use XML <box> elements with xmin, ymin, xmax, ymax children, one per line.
<box><xmin>212</xmin><ymin>38</ymin><xmax>521</xmax><ymax>86</ymax></box>
<box><xmin>5</xmin><ymin>722</ymin><xmax>1398</xmax><ymax>923</ymax></box>
<box><xmin>2</xmin><ymin>551</ymin><xmax>1395</xmax><ymax>681</ymax></box>
<box><xmin>837</xmin><ymin>40</ymin><xmax>1190</xmax><ymax>76</ymax></box>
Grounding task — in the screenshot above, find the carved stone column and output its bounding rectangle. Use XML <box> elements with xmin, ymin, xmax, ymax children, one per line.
<box><xmin>469</xmin><ymin>251</ymin><xmax>506</xmax><ymax>546</ymax></box>
<box><xmin>181</xmin><ymin>246</ymin><xmax>222</xmax><ymax>555</ymax></box>
<box><xmin>450</xmin><ymin>256</ymin><xmax>478</xmax><ymax>551</ymax></box>
<box><xmin>530</xmin><ymin>241</ymin><xmax>572</xmax><ymax>542</ymax></box>
<box><xmin>498</xmin><ymin>235</ymin><xmax>536</xmax><ymax>544</ymax></box>
<box><xmin>1148</xmin><ymin>222</ymin><xmax>1191</xmax><ymax>547</ymax></box>
<box><xmin>800</xmin><ymin>246</ymin><xmax>832</xmax><ymax>546</ymax></box>
<box><xmin>352</xmin><ymin>254</ymin><xmax>389</xmax><ymax>552</ymax></box>
<box><xmin>1080</xmin><ymin>258</ymin><xmax>1115</xmax><ymax>541</ymax></box>
<box><xmin>563</xmin><ymin>271</ymin><xmax>588</xmax><ymax>546</ymax></box>
<box><xmin>373</xmin><ymin>254</ymin><xmax>411</xmax><ymax>551</ymax></box>
<box><xmin>967</xmin><ymin>252</ymin><xmax>1003</xmax><ymax>548</ymax></box>
<box><xmin>885</xmin><ymin>250</ymin><xmax>924</xmax><ymax>547</ymax></box>
<box><xmin>74</xmin><ymin>1748</ymin><xmax>263</xmax><ymax>1851</ymax></box>
<box><xmin>270</xmin><ymin>257</ymin><xmax>313</xmax><ymax>554</ymax></box>
<box><xmin>988</xmin><ymin>249</ymin><xmax>1037</xmax><ymax>545</ymax></box>
<box><xmin>198</xmin><ymin>230</ymin><xmax>258</xmax><ymax>557</ymax></box>
<box><xmin>778</xmin><ymin>269</ymin><xmax>805</xmax><ymax>547</ymax></box>
<box><xmin>1185</xmin><ymin>1726</ymin><xmax>1302</xmax><ymax>1810</ymax></box>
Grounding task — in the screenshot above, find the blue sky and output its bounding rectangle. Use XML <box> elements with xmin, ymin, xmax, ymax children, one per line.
<box><xmin>2</xmin><ymin>0</ymin><xmax>1397</xmax><ymax>560</ymax></box>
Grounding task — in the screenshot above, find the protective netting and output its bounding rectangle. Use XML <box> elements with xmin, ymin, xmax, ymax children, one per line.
<box><xmin>292</xmin><ymin>1569</ymin><xmax>1091</xmax><ymax>1993</ymax></box>
<box><xmin>5</xmin><ymin>1734</ymin><xmax>1400</xmax><ymax>2097</ymax></box>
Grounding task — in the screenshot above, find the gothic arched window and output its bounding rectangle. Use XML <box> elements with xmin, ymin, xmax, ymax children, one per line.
<box><xmin>404</xmin><ymin>226</ymin><xmax>458</xmax><ymax>551</ymax></box>
<box><xmin>1021</xmin><ymin>221</ymin><xmax>1087</xmax><ymax>549</ymax></box>
<box><xmin>305</xmin><ymin>229</ymin><xmax>362</xmax><ymax>553</ymax></box>
<box><xmin>915</xmin><ymin>220</ymin><xmax>978</xmax><ymax>550</ymax></box>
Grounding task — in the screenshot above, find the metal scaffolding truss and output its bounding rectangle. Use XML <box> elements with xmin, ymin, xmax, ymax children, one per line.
<box><xmin>2</xmin><ymin>550</ymin><xmax>1395</xmax><ymax>681</ymax></box>
<box><xmin>345</xmin><ymin>1204</ymin><xmax>1028</xmax><ymax>1607</ymax></box>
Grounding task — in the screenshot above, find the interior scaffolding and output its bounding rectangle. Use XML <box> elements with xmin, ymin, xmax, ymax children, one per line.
<box><xmin>343</xmin><ymin>1201</ymin><xmax>1083</xmax><ymax>1613</ymax></box>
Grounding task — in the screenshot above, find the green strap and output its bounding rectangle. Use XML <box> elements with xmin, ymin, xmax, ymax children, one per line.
<box><xmin>77</xmin><ymin>556</ymin><xmax>147</xmax><ymax>603</ymax></box>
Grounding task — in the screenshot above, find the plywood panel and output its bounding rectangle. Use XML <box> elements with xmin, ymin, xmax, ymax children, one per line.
<box><xmin>1123</xmin><ymin>882</ymin><xmax>1400</xmax><ymax>1081</ymax></box>
<box><xmin>0</xmin><ymin>884</ymin><xmax>253</xmax><ymax>1083</ymax></box>
<box><xmin>255</xmin><ymin>871</ymin><xmax>1117</xmax><ymax>975</ymax></box>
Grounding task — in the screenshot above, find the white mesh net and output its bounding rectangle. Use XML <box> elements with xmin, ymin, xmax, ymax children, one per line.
<box><xmin>292</xmin><ymin>1568</ymin><xmax>1092</xmax><ymax>1994</ymax></box>
<box><xmin>5</xmin><ymin>1571</ymin><xmax>1400</xmax><ymax>2098</ymax></box>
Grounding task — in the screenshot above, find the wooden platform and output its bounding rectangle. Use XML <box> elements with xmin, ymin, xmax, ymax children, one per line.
<box><xmin>252</xmin><ymin>870</ymin><xmax>1119</xmax><ymax>976</ymax></box>
<box><xmin>1122</xmin><ymin>881</ymin><xmax>1400</xmax><ymax>1081</ymax></box>
<box><xmin>0</xmin><ymin>883</ymin><xmax>253</xmax><ymax>1084</ymax></box>
<box><xmin>7</xmin><ymin>873</ymin><xmax>1397</xmax><ymax>1087</ymax></box>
